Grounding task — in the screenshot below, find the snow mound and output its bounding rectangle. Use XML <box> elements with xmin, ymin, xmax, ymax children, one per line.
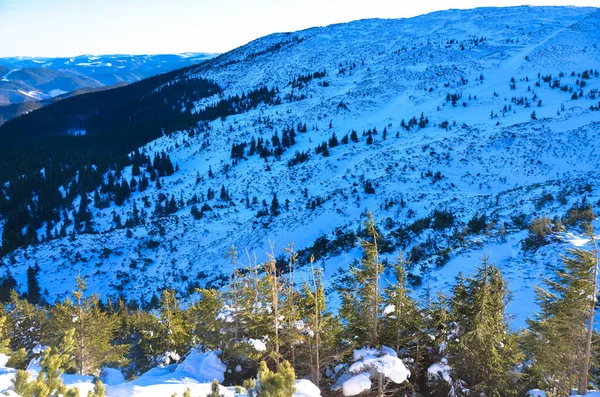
<box><xmin>527</xmin><ymin>390</ymin><xmax>547</xmax><ymax>397</ymax></box>
<box><xmin>294</xmin><ymin>379</ymin><xmax>321</xmax><ymax>397</ymax></box>
<box><xmin>342</xmin><ymin>373</ymin><xmax>372</xmax><ymax>396</ymax></box>
<box><xmin>101</xmin><ymin>367</ymin><xmax>126</xmax><ymax>386</ymax></box>
<box><xmin>174</xmin><ymin>349</ymin><xmax>226</xmax><ymax>383</ymax></box>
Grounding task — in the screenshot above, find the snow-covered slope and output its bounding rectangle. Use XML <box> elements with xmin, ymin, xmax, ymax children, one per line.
<box><xmin>3</xmin><ymin>6</ymin><xmax>600</xmax><ymax>327</ymax></box>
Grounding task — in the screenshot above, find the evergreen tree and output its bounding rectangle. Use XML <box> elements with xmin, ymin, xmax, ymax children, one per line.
<box><xmin>0</xmin><ymin>270</ymin><xmax>17</xmax><ymax>303</ymax></box>
<box><xmin>207</xmin><ymin>379</ymin><xmax>222</xmax><ymax>397</ymax></box>
<box><xmin>87</xmin><ymin>378</ymin><xmax>106</xmax><ymax>397</ymax></box>
<box><xmin>25</xmin><ymin>265</ymin><xmax>42</xmax><ymax>305</ymax></box>
<box><xmin>526</xmin><ymin>238</ymin><xmax>599</xmax><ymax>396</ymax></box>
<box><xmin>381</xmin><ymin>253</ymin><xmax>426</xmax><ymax>385</ymax></box>
<box><xmin>158</xmin><ymin>290</ymin><xmax>191</xmax><ymax>363</ymax></box>
<box><xmin>338</xmin><ymin>212</ymin><xmax>383</xmax><ymax>347</ymax></box>
<box><xmin>256</xmin><ymin>360</ymin><xmax>296</xmax><ymax>397</ymax></box>
<box><xmin>77</xmin><ymin>193</ymin><xmax>93</xmax><ymax>232</ymax></box>
<box><xmin>446</xmin><ymin>256</ymin><xmax>522</xmax><ymax>396</ymax></box>
<box><xmin>271</xmin><ymin>193</ymin><xmax>280</xmax><ymax>216</ymax></box>
<box><xmin>8</xmin><ymin>291</ymin><xmax>47</xmax><ymax>356</ymax></box>
<box><xmin>48</xmin><ymin>277</ymin><xmax>126</xmax><ymax>375</ymax></box>
<box><xmin>14</xmin><ymin>329</ymin><xmax>79</xmax><ymax>397</ymax></box>
<box><xmin>220</xmin><ymin>185</ymin><xmax>230</xmax><ymax>201</ymax></box>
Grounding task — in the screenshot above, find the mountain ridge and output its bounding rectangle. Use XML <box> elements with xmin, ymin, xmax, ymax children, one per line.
<box><xmin>0</xmin><ymin>6</ymin><xmax>599</xmax><ymax>327</ymax></box>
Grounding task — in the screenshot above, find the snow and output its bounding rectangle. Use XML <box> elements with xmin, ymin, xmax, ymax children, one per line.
<box><xmin>17</xmin><ymin>90</ymin><xmax>45</xmax><ymax>100</ymax></box>
<box><xmin>382</xmin><ymin>305</ymin><xmax>395</xmax><ymax>316</ymax></box>
<box><xmin>48</xmin><ymin>89</ymin><xmax>68</xmax><ymax>97</ymax></box>
<box><xmin>294</xmin><ymin>379</ymin><xmax>322</xmax><ymax>397</ymax></box>
<box><xmin>3</xmin><ymin>6</ymin><xmax>600</xmax><ymax>333</ymax></box>
<box><xmin>428</xmin><ymin>359</ymin><xmax>452</xmax><ymax>383</ymax></box>
<box><xmin>353</xmin><ymin>348</ymin><xmax>379</xmax><ymax>361</ymax></box>
<box><xmin>528</xmin><ymin>390</ymin><xmax>547</xmax><ymax>397</ymax></box>
<box><xmin>0</xmin><ymin>349</ymin><xmax>233</xmax><ymax>397</ymax></box>
<box><xmin>247</xmin><ymin>338</ymin><xmax>267</xmax><ymax>352</ymax></box>
<box><xmin>339</xmin><ymin>347</ymin><xmax>410</xmax><ymax>395</ymax></box>
<box><xmin>173</xmin><ymin>349</ymin><xmax>226</xmax><ymax>383</ymax></box>
<box><xmin>342</xmin><ymin>373</ymin><xmax>372</xmax><ymax>396</ymax></box>
<box><xmin>100</xmin><ymin>367</ymin><xmax>126</xmax><ymax>386</ymax></box>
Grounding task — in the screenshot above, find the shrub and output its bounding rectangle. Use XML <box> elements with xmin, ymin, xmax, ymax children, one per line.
<box><xmin>432</xmin><ymin>209</ymin><xmax>455</xmax><ymax>230</ymax></box>
<box><xmin>523</xmin><ymin>217</ymin><xmax>554</xmax><ymax>250</ymax></box>
<box><xmin>564</xmin><ymin>201</ymin><xmax>596</xmax><ymax>226</ymax></box>
<box><xmin>256</xmin><ymin>361</ymin><xmax>296</xmax><ymax>397</ymax></box>
<box><xmin>468</xmin><ymin>212</ymin><xmax>488</xmax><ymax>234</ymax></box>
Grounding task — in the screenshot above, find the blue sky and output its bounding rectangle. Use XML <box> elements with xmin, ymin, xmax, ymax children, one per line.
<box><xmin>0</xmin><ymin>0</ymin><xmax>597</xmax><ymax>57</ymax></box>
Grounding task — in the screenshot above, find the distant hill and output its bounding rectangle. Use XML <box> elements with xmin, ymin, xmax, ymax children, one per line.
<box><xmin>0</xmin><ymin>53</ymin><xmax>217</xmax><ymax>123</ymax></box>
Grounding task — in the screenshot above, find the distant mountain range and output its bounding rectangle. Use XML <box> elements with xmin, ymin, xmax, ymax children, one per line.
<box><xmin>0</xmin><ymin>53</ymin><xmax>217</xmax><ymax>123</ymax></box>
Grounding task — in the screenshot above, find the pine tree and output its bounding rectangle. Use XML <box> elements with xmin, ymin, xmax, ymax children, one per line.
<box><xmin>8</xmin><ymin>291</ymin><xmax>47</xmax><ymax>355</ymax></box>
<box><xmin>381</xmin><ymin>253</ymin><xmax>425</xmax><ymax>384</ymax></box>
<box><xmin>14</xmin><ymin>328</ymin><xmax>79</xmax><ymax>397</ymax></box>
<box><xmin>338</xmin><ymin>212</ymin><xmax>383</xmax><ymax>347</ymax></box>
<box><xmin>87</xmin><ymin>378</ymin><xmax>106</xmax><ymax>397</ymax></box>
<box><xmin>256</xmin><ymin>360</ymin><xmax>296</xmax><ymax>397</ymax></box>
<box><xmin>77</xmin><ymin>193</ymin><xmax>93</xmax><ymax>232</ymax></box>
<box><xmin>270</xmin><ymin>193</ymin><xmax>280</xmax><ymax>216</ymax></box>
<box><xmin>48</xmin><ymin>277</ymin><xmax>126</xmax><ymax>375</ymax></box>
<box><xmin>526</xmin><ymin>236</ymin><xmax>598</xmax><ymax>396</ymax></box>
<box><xmin>207</xmin><ymin>379</ymin><xmax>222</xmax><ymax>397</ymax></box>
<box><xmin>447</xmin><ymin>256</ymin><xmax>522</xmax><ymax>396</ymax></box>
<box><xmin>157</xmin><ymin>290</ymin><xmax>191</xmax><ymax>363</ymax></box>
<box><xmin>0</xmin><ymin>309</ymin><xmax>11</xmax><ymax>355</ymax></box>
<box><xmin>189</xmin><ymin>288</ymin><xmax>223</xmax><ymax>350</ymax></box>
<box><xmin>26</xmin><ymin>265</ymin><xmax>42</xmax><ymax>304</ymax></box>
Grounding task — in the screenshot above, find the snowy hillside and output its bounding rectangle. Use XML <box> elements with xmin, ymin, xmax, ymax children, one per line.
<box><xmin>2</xmin><ymin>6</ymin><xmax>600</xmax><ymax>327</ymax></box>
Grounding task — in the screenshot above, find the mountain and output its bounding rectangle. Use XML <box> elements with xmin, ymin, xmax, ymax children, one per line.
<box><xmin>0</xmin><ymin>53</ymin><xmax>217</xmax><ymax>123</ymax></box>
<box><xmin>0</xmin><ymin>6</ymin><xmax>599</xmax><ymax>327</ymax></box>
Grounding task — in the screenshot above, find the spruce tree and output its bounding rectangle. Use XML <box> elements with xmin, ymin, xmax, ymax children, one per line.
<box><xmin>381</xmin><ymin>253</ymin><xmax>425</xmax><ymax>385</ymax></box>
<box><xmin>526</xmin><ymin>238</ymin><xmax>598</xmax><ymax>396</ymax></box>
<box><xmin>48</xmin><ymin>277</ymin><xmax>126</xmax><ymax>375</ymax></box>
<box><xmin>87</xmin><ymin>378</ymin><xmax>106</xmax><ymax>397</ymax></box>
<box><xmin>8</xmin><ymin>291</ymin><xmax>47</xmax><ymax>356</ymax></box>
<box><xmin>271</xmin><ymin>193</ymin><xmax>280</xmax><ymax>216</ymax></box>
<box><xmin>447</xmin><ymin>256</ymin><xmax>522</xmax><ymax>396</ymax></box>
<box><xmin>157</xmin><ymin>290</ymin><xmax>191</xmax><ymax>363</ymax></box>
<box><xmin>338</xmin><ymin>211</ymin><xmax>383</xmax><ymax>347</ymax></box>
<box><xmin>207</xmin><ymin>379</ymin><xmax>222</xmax><ymax>397</ymax></box>
<box><xmin>14</xmin><ymin>329</ymin><xmax>79</xmax><ymax>397</ymax></box>
<box><xmin>25</xmin><ymin>265</ymin><xmax>42</xmax><ymax>305</ymax></box>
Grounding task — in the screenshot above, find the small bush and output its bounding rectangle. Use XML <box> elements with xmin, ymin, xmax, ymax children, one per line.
<box><xmin>523</xmin><ymin>217</ymin><xmax>555</xmax><ymax>250</ymax></box>
<box><xmin>432</xmin><ymin>209</ymin><xmax>455</xmax><ymax>230</ymax></box>
<box><xmin>467</xmin><ymin>212</ymin><xmax>488</xmax><ymax>234</ymax></box>
<box><xmin>256</xmin><ymin>361</ymin><xmax>296</xmax><ymax>397</ymax></box>
<box><xmin>564</xmin><ymin>202</ymin><xmax>596</xmax><ymax>226</ymax></box>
